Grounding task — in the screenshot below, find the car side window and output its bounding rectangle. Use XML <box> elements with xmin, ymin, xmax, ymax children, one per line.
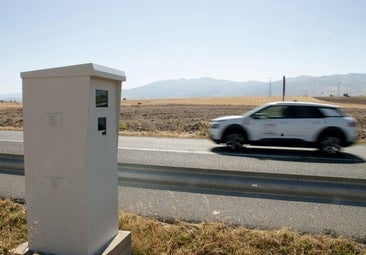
<box><xmin>254</xmin><ymin>105</ymin><xmax>325</xmax><ymax>119</ymax></box>
<box><xmin>282</xmin><ymin>106</ymin><xmax>296</xmax><ymax>118</ymax></box>
<box><xmin>293</xmin><ymin>106</ymin><xmax>324</xmax><ymax>118</ymax></box>
<box><xmin>253</xmin><ymin>105</ymin><xmax>285</xmax><ymax>119</ymax></box>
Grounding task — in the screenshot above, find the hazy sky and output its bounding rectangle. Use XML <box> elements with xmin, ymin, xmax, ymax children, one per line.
<box><xmin>1</xmin><ymin>0</ymin><xmax>366</xmax><ymax>93</ymax></box>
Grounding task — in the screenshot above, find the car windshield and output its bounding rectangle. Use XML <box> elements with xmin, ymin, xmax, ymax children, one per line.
<box><xmin>243</xmin><ymin>104</ymin><xmax>271</xmax><ymax>117</ymax></box>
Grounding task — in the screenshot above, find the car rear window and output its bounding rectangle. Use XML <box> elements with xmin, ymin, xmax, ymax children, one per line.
<box><xmin>319</xmin><ymin>107</ymin><xmax>346</xmax><ymax>117</ymax></box>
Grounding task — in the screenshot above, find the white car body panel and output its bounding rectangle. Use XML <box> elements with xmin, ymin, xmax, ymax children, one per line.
<box><xmin>209</xmin><ymin>101</ymin><xmax>357</xmax><ymax>151</ymax></box>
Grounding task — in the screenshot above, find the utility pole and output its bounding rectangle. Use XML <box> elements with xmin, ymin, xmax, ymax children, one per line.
<box><xmin>268</xmin><ymin>77</ymin><xmax>272</xmax><ymax>97</ymax></box>
<box><xmin>282</xmin><ymin>75</ymin><xmax>286</xmax><ymax>101</ymax></box>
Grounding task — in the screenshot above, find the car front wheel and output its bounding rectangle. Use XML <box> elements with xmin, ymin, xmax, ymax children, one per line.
<box><xmin>225</xmin><ymin>133</ymin><xmax>245</xmax><ymax>151</ymax></box>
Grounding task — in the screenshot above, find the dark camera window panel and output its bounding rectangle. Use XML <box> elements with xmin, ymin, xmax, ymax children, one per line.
<box><xmin>98</xmin><ymin>117</ymin><xmax>107</xmax><ymax>135</ymax></box>
<box><xmin>96</xmin><ymin>90</ymin><xmax>108</xmax><ymax>107</ymax></box>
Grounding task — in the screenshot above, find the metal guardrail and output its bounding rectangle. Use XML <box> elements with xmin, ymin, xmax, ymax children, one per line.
<box><xmin>1</xmin><ymin>153</ymin><xmax>365</xmax><ymax>206</ymax></box>
<box><xmin>0</xmin><ymin>153</ymin><xmax>24</xmax><ymax>174</ymax></box>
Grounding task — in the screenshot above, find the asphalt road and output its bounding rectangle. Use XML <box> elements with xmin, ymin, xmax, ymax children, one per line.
<box><xmin>0</xmin><ymin>131</ymin><xmax>366</xmax><ymax>241</ymax></box>
<box><xmin>1</xmin><ymin>131</ymin><xmax>365</xmax><ymax>179</ymax></box>
<box><xmin>117</xmin><ymin>136</ymin><xmax>366</xmax><ymax>180</ymax></box>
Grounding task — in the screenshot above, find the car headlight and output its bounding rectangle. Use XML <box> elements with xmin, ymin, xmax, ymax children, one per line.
<box><xmin>210</xmin><ymin>123</ymin><xmax>220</xmax><ymax>129</ymax></box>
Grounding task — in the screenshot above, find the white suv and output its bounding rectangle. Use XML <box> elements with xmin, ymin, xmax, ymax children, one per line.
<box><xmin>209</xmin><ymin>102</ymin><xmax>357</xmax><ymax>154</ymax></box>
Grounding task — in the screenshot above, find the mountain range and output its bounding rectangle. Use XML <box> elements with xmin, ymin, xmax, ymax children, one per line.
<box><xmin>122</xmin><ymin>73</ymin><xmax>366</xmax><ymax>99</ymax></box>
<box><xmin>1</xmin><ymin>73</ymin><xmax>366</xmax><ymax>102</ymax></box>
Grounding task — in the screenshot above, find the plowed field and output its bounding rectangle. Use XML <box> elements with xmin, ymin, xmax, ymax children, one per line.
<box><xmin>0</xmin><ymin>97</ymin><xmax>365</xmax><ymax>142</ymax></box>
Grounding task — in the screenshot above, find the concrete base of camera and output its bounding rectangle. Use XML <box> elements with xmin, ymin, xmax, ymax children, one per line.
<box><xmin>13</xmin><ymin>230</ymin><xmax>132</xmax><ymax>255</ymax></box>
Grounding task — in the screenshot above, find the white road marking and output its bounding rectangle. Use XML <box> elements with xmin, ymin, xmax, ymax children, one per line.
<box><xmin>0</xmin><ymin>139</ymin><xmax>23</xmax><ymax>143</ymax></box>
<box><xmin>118</xmin><ymin>146</ymin><xmax>213</xmax><ymax>154</ymax></box>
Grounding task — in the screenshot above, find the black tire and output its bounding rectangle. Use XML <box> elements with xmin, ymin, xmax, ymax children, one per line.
<box><xmin>225</xmin><ymin>132</ymin><xmax>245</xmax><ymax>151</ymax></box>
<box><xmin>318</xmin><ymin>135</ymin><xmax>342</xmax><ymax>155</ymax></box>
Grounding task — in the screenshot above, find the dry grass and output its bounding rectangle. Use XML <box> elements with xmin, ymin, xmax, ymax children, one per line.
<box><xmin>121</xmin><ymin>96</ymin><xmax>325</xmax><ymax>106</ymax></box>
<box><xmin>119</xmin><ymin>210</ymin><xmax>366</xmax><ymax>255</ymax></box>
<box><xmin>0</xmin><ymin>107</ymin><xmax>22</xmax><ymax>129</ymax></box>
<box><xmin>0</xmin><ymin>102</ymin><xmax>21</xmax><ymax>111</ymax></box>
<box><xmin>121</xmin><ymin>96</ymin><xmax>366</xmax><ymax>108</ymax></box>
<box><xmin>0</xmin><ymin>199</ymin><xmax>27</xmax><ymax>255</ymax></box>
<box><xmin>1</xmin><ymin>199</ymin><xmax>365</xmax><ymax>255</ymax></box>
<box><xmin>315</xmin><ymin>96</ymin><xmax>366</xmax><ymax>109</ymax></box>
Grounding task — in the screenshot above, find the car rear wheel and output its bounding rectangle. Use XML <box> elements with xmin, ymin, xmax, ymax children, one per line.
<box><xmin>225</xmin><ymin>133</ymin><xmax>245</xmax><ymax>151</ymax></box>
<box><xmin>318</xmin><ymin>136</ymin><xmax>341</xmax><ymax>155</ymax></box>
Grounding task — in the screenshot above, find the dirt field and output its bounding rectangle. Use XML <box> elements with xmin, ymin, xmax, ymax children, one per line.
<box><xmin>0</xmin><ymin>97</ymin><xmax>365</xmax><ymax>142</ymax></box>
<box><xmin>120</xmin><ymin>97</ymin><xmax>366</xmax><ymax>142</ymax></box>
<box><xmin>0</xmin><ymin>101</ymin><xmax>22</xmax><ymax>130</ymax></box>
